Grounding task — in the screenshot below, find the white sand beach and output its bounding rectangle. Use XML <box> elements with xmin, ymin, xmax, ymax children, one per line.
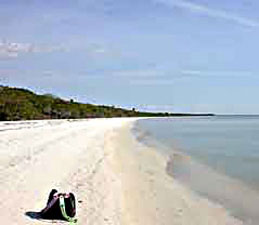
<box><xmin>0</xmin><ymin>118</ymin><xmax>242</xmax><ymax>225</ymax></box>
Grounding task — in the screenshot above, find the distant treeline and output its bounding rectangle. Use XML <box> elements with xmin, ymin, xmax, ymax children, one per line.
<box><xmin>0</xmin><ymin>86</ymin><xmax>214</xmax><ymax>121</ymax></box>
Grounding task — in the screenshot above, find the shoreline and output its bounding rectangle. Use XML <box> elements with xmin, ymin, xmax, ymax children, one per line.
<box><xmin>0</xmin><ymin>118</ymin><xmax>241</xmax><ymax>224</ymax></box>
<box><xmin>112</xmin><ymin>120</ymin><xmax>242</xmax><ymax>225</ymax></box>
<box><xmin>135</xmin><ymin>117</ymin><xmax>259</xmax><ymax>225</ymax></box>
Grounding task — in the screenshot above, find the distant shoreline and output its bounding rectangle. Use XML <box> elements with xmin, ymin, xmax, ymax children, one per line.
<box><xmin>0</xmin><ymin>85</ymin><xmax>215</xmax><ymax>121</ymax></box>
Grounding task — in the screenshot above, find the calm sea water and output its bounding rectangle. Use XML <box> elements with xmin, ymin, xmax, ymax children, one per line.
<box><xmin>136</xmin><ymin>116</ymin><xmax>259</xmax><ymax>224</ymax></box>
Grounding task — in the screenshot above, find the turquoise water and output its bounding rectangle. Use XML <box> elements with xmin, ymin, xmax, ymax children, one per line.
<box><xmin>136</xmin><ymin>116</ymin><xmax>259</xmax><ymax>224</ymax></box>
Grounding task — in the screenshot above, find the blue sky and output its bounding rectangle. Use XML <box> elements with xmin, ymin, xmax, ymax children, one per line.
<box><xmin>1</xmin><ymin>0</ymin><xmax>259</xmax><ymax>113</ymax></box>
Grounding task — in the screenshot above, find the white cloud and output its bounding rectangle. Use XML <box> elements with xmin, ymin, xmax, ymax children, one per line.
<box><xmin>85</xmin><ymin>43</ymin><xmax>121</xmax><ymax>58</ymax></box>
<box><xmin>154</xmin><ymin>0</ymin><xmax>259</xmax><ymax>28</ymax></box>
<box><xmin>137</xmin><ymin>104</ymin><xmax>175</xmax><ymax>112</ymax></box>
<box><xmin>111</xmin><ymin>69</ymin><xmax>164</xmax><ymax>77</ymax></box>
<box><xmin>181</xmin><ymin>70</ymin><xmax>203</xmax><ymax>76</ymax></box>
<box><xmin>42</xmin><ymin>70</ymin><xmax>56</xmax><ymax>77</ymax></box>
<box><xmin>130</xmin><ymin>78</ymin><xmax>176</xmax><ymax>85</ymax></box>
<box><xmin>0</xmin><ymin>40</ymin><xmax>66</xmax><ymax>59</ymax></box>
<box><xmin>181</xmin><ymin>70</ymin><xmax>255</xmax><ymax>77</ymax></box>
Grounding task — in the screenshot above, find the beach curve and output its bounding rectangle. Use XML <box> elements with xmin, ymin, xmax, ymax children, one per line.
<box><xmin>0</xmin><ymin>118</ymin><xmax>241</xmax><ymax>224</ymax></box>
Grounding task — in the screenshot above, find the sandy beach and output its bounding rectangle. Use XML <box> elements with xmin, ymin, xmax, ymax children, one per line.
<box><xmin>0</xmin><ymin>118</ymin><xmax>242</xmax><ymax>225</ymax></box>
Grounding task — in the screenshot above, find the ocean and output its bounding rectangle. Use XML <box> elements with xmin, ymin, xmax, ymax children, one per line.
<box><xmin>135</xmin><ymin>115</ymin><xmax>259</xmax><ymax>224</ymax></box>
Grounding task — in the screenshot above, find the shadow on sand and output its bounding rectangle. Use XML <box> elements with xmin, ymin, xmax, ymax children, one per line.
<box><xmin>25</xmin><ymin>211</ymin><xmax>67</xmax><ymax>224</ymax></box>
<box><xmin>25</xmin><ymin>211</ymin><xmax>42</xmax><ymax>219</ymax></box>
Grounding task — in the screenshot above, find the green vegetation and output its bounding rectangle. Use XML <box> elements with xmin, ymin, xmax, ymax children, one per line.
<box><xmin>0</xmin><ymin>86</ymin><xmax>214</xmax><ymax>121</ymax></box>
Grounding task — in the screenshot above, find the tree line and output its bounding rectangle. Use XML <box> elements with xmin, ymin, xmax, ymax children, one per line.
<box><xmin>0</xmin><ymin>86</ymin><xmax>214</xmax><ymax>121</ymax></box>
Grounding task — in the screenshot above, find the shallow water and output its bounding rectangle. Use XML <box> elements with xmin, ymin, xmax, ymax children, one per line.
<box><xmin>136</xmin><ymin>116</ymin><xmax>259</xmax><ymax>224</ymax></box>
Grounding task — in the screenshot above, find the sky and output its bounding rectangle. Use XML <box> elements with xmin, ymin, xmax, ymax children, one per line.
<box><xmin>1</xmin><ymin>0</ymin><xmax>259</xmax><ymax>114</ymax></box>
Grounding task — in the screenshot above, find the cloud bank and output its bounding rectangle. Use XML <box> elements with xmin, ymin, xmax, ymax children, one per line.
<box><xmin>0</xmin><ymin>40</ymin><xmax>65</xmax><ymax>59</ymax></box>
